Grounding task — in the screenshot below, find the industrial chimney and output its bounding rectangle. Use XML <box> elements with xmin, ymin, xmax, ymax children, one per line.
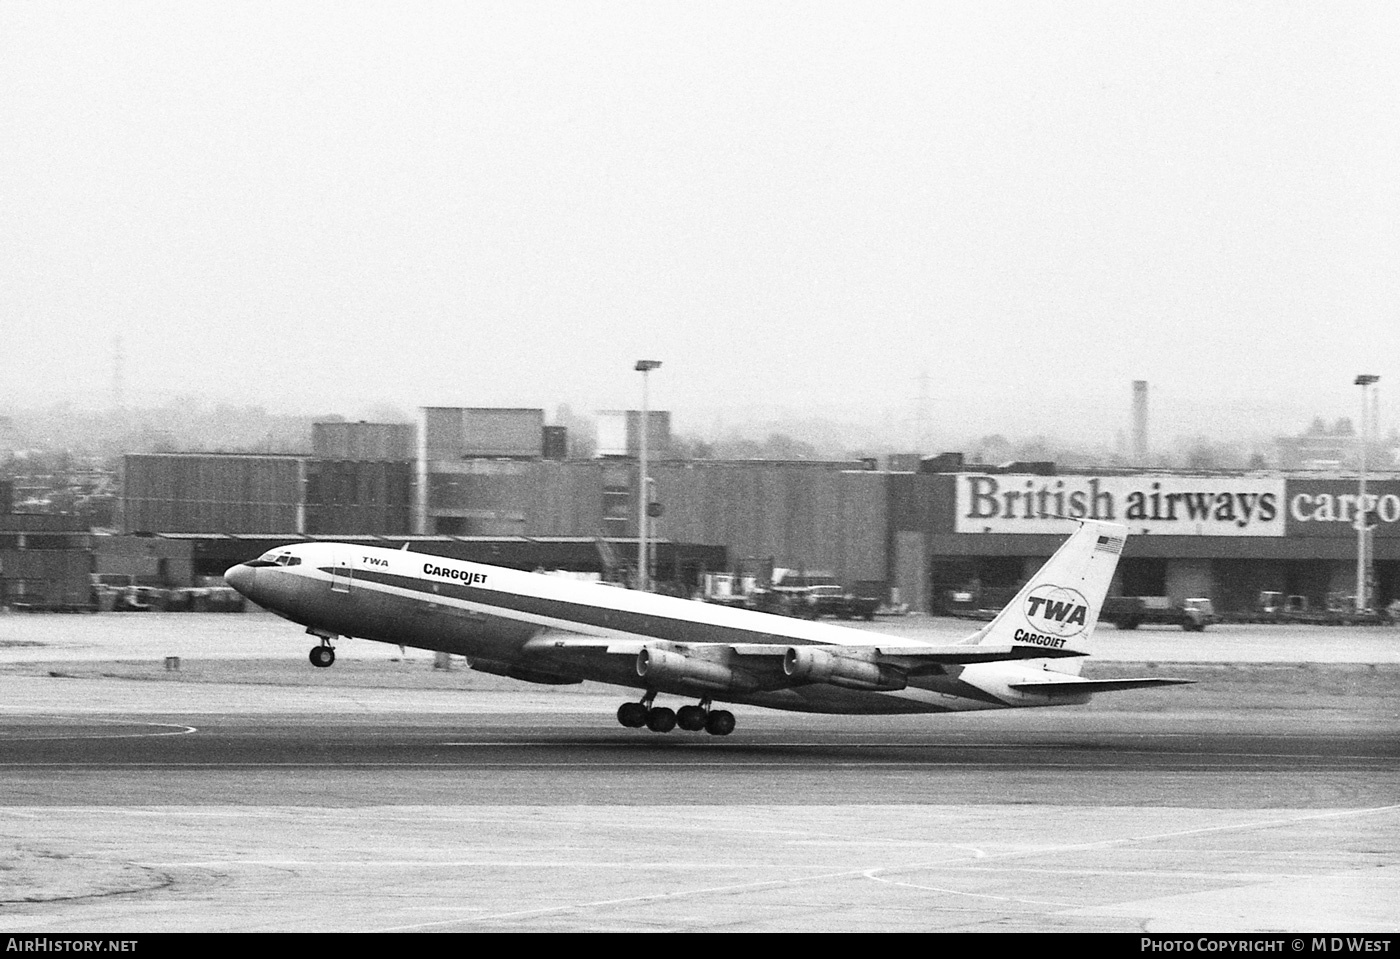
<box><xmin>1132</xmin><ymin>380</ymin><xmax>1148</xmax><ymax>464</ymax></box>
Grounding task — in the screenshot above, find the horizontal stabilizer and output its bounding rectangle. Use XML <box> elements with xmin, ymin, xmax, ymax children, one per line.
<box><xmin>876</xmin><ymin>644</ymin><xmax>1087</xmax><ymax>666</ymax></box>
<box><xmin>1008</xmin><ymin>677</ymin><xmax>1195</xmax><ymax>695</ymax></box>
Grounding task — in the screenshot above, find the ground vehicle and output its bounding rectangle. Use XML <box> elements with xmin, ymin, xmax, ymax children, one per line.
<box><xmin>943</xmin><ymin>587</ymin><xmax>1018</xmax><ymax>621</ymax></box>
<box><xmin>1248</xmin><ymin>590</ymin><xmax>1389</xmax><ymax>625</ymax></box>
<box><xmin>1252</xmin><ymin>591</ymin><xmax>1316</xmax><ymax>623</ymax></box>
<box><xmin>1103</xmin><ymin>596</ymin><xmax>1218</xmax><ymax>631</ymax></box>
<box><xmin>702</xmin><ymin>566</ymin><xmax>878</xmax><ymax>620</ymax></box>
<box><xmin>801</xmin><ymin>584</ymin><xmax>879</xmax><ymax>620</ymax></box>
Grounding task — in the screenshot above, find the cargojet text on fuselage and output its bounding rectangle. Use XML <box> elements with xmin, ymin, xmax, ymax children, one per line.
<box><xmin>224</xmin><ymin>520</ymin><xmax>1188</xmax><ymax>735</ymax></box>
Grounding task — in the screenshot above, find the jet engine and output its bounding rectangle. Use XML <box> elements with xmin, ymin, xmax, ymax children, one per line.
<box><xmin>635</xmin><ymin>647</ymin><xmax>758</xmax><ymax>692</ymax></box>
<box><xmin>782</xmin><ymin>646</ymin><xmax>907</xmax><ymax>691</ymax></box>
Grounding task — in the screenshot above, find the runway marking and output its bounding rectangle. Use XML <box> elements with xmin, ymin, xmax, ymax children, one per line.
<box><xmin>367</xmin><ymin>865</ymin><xmax>892</xmax><ymax>932</ymax></box>
<box><xmin>862</xmin><ymin>868</ymin><xmax>1082</xmax><ymax>908</ymax></box>
<box><xmin>1066</xmin><ymin>803</ymin><xmax>1400</xmax><ymax>848</ymax></box>
<box><xmin>0</xmin><ymin>806</ymin><xmax>909</xmax><ymax>840</ymax></box>
<box><xmin>437</xmin><ymin>737</ymin><xmax>1381</xmax><ymax>746</ymax></box>
<box><xmin>134</xmin><ymin>859</ymin><xmax>763</xmax><ymax>868</ymax></box>
<box><xmin>360</xmin><ymin>805</ymin><xmax>1400</xmax><ymax>932</ymax></box>
<box><xmin>436</xmin><ymin>741</ymin><xmax>1395</xmax><ymax>761</ymax></box>
<box><xmin>2</xmin><ymin>761</ymin><xmax>1380</xmax><ymax>772</ymax></box>
<box><xmin>1</xmin><ymin>760</ymin><xmax>1391</xmax><ymax>780</ymax></box>
<box><xmin>7</xmin><ymin>807</ymin><xmax>988</xmax><ymax>854</ymax></box>
<box><xmin>848</xmin><ymin>805</ymin><xmax>1400</xmax><ymax>912</ymax></box>
<box><xmin>931</xmin><ymin>864</ymin><xmax>1326</xmax><ymax>881</ymax></box>
<box><xmin>863</xmin><ymin>804</ymin><xmax>1400</xmax><ymax>878</ymax></box>
<box><xmin>0</xmin><ymin>720</ymin><xmax>198</xmax><ymax>741</ymax></box>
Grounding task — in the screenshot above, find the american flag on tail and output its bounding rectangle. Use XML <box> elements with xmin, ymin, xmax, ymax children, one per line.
<box><xmin>1095</xmin><ymin>534</ymin><xmax>1124</xmax><ymax>555</ymax></box>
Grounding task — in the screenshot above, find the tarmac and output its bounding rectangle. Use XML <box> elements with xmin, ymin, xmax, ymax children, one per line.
<box><xmin>0</xmin><ymin>610</ymin><xmax>1396</xmax><ymax>933</ymax></box>
<box><xmin>3</xmin><ymin>607</ymin><xmax>1398</xmax><ymax>664</ymax></box>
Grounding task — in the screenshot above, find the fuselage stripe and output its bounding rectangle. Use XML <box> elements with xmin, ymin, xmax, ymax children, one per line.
<box><xmin>316</xmin><ymin>566</ymin><xmax>828</xmax><ymax>649</ymax></box>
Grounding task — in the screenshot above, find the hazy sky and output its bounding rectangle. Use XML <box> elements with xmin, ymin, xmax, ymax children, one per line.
<box><xmin>2</xmin><ymin>1</ymin><xmax>1397</xmax><ymax>448</ymax></box>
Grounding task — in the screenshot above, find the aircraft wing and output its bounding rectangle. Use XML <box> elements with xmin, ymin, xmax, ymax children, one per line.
<box><xmin>522</xmin><ymin>634</ymin><xmax>1088</xmax><ymax>694</ymax></box>
<box><xmin>1008</xmin><ymin>677</ymin><xmax>1195</xmax><ymax>695</ymax></box>
<box><xmin>528</xmin><ymin>636</ymin><xmax>1084</xmax><ymax>665</ymax></box>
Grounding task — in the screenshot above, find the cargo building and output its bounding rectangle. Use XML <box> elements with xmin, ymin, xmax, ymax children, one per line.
<box><xmin>0</xmin><ymin>513</ymin><xmax>93</xmax><ymax>610</ymax></box>
<box><xmin>120</xmin><ymin>453</ymin><xmax>307</xmax><ymax>534</ymax></box>
<box><xmin>889</xmin><ymin>466</ymin><xmax>1400</xmax><ymax>615</ymax></box>
<box><xmin>306</xmin><ymin>422</ymin><xmax>415</xmax><ymax>535</ymax></box>
<box><xmin>112</xmin><ymin>411</ymin><xmax>1400</xmax><ymax>616</ymax></box>
<box><xmin>416</xmin><ymin>408</ymin><xmax>545</xmax><ymax>536</ymax></box>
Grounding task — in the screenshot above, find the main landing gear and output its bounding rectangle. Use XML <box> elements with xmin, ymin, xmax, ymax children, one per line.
<box><xmin>307</xmin><ymin>628</ymin><xmax>337</xmax><ymax>668</ymax></box>
<box><xmin>616</xmin><ymin>693</ymin><xmax>735</xmax><ymax>736</ymax></box>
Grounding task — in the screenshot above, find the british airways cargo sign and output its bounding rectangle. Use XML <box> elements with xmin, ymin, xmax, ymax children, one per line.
<box><xmin>955</xmin><ymin>474</ymin><xmax>1287</xmax><ymax>537</ymax></box>
<box><xmin>1286</xmin><ymin>479</ymin><xmax>1400</xmax><ymax>538</ymax></box>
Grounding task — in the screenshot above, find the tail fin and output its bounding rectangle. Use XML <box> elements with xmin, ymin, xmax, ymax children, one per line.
<box><xmin>967</xmin><ymin>520</ymin><xmax>1126</xmax><ymax>674</ymax></box>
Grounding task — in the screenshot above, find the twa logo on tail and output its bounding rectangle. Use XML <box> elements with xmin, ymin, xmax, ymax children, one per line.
<box><xmin>1024</xmin><ymin>584</ymin><xmax>1089</xmax><ymax>637</ymax></box>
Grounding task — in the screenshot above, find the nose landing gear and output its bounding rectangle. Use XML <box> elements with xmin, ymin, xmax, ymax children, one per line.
<box><xmin>616</xmin><ymin>694</ymin><xmax>735</xmax><ymax>736</ymax></box>
<box><xmin>307</xmin><ymin>628</ymin><xmax>337</xmax><ymax>668</ymax></box>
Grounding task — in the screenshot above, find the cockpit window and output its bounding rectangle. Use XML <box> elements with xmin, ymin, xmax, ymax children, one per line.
<box><xmin>246</xmin><ymin>551</ymin><xmax>300</xmax><ymax>568</ymax></box>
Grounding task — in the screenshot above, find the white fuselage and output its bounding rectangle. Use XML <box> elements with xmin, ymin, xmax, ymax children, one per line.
<box><xmin>226</xmin><ymin>542</ymin><xmax>1091</xmax><ymax>715</ymax></box>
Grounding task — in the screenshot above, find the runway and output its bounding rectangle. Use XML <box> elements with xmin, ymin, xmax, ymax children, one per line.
<box><xmin>1</xmin><ymin>708</ymin><xmax>1397</xmax><ymax>808</ymax></box>
<box><xmin>2</xmin><ymin>693</ymin><xmax>1398</xmax><ymax>932</ymax></box>
<box><xmin>1</xmin><ymin>615</ymin><xmax>1398</xmax><ymax>932</ymax></box>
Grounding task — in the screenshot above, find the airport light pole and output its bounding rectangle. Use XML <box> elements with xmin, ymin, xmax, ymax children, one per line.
<box><xmin>1355</xmin><ymin>374</ymin><xmax>1379</xmax><ymax>612</ymax></box>
<box><xmin>635</xmin><ymin>360</ymin><xmax>662</xmax><ymax>591</ymax></box>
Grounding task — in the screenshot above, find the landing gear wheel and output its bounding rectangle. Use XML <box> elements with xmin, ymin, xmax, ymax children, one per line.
<box><xmin>645</xmin><ymin>706</ymin><xmax>677</xmax><ymax>733</ymax></box>
<box><xmin>676</xmin><ymin>705</ymin><xmax>707</xmax><ymax>731</ymax></box>
<box><xmin>309</xmin><ymin>645</ymin><xmax>335</xmax><ymax>668</ymax></box>
<box><xmin>705</xmin><ymin>710</ymin><xmax>735</xmax><ymax>736</ymax></box>
<box><xmin>617</xmin><ymin>702</ymin><xmax>648</xmax><ymax>728</ymax></box>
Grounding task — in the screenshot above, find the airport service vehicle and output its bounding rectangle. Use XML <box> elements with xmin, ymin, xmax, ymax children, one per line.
<box><xmin>1253</xmin><ymin>591</ymin><xmax>1298</xmax><ymax>623</ymax></box>
<box><xmin>802</xmin><ymin>584</ymin><xmax>880</xmax><ymax>621</ymax></box>
<box><xmin>1248</xmin><ymin>590</ymin><xmax>1390</xmax><ymax>626</ymax></box>
<box><xmin>943</xmin><ymin>586</ymin><xmax>1017</xmax><ymax>621</ymax></box>
<box><xmin>766</xmin><ymin>569</ymin><xmax>879</xmax><ymax>620</ymax></box>
<box><xmin>727</xmin><ymin>583</ymin><xmax>880</xmax><ymax>621</ymax></box>
<box><xmin>225</xmin><ymin>520</ymin><xmax>1187</xmax><ymax>736</ymax></box>
<box><xmin>1103</xmin><ymin>595</ymin><xmax>1218</xmax><ymax>631</ymax></box>
<box><xmin>701</xmin><ymin>566</ymin><xmax>879</xmax><ymax>620</ymax></box>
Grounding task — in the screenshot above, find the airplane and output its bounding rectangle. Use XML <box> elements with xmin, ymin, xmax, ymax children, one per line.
<box><xmin>223</xmin><ymin>519</ymin><xmax>1188</xmax><ymax>735</ymax></box>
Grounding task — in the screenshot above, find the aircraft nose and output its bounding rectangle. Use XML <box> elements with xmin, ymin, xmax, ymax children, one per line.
<box><xmin>224</xmin><ymin>564</ymin><xmax>255</xmax><ymax>597</ymax></box>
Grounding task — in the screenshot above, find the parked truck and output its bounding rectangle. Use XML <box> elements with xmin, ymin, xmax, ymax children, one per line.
<box><xmin>1245</xmin><ymin>590</ymin><xmax>1390</xmax><ymax>626</ymax></box>
<box><xmin>797</xmin><ymin>583</ymin><xmax>880</xmax><ymax>620</ymax></box>
<box><xmin>700</xmin><ymin>566</ymin><xmax>879</xmax><ymax>620</ymax></box>
<box><xmin>943</xmin><ymin>587</ymin><xmax>1018</xmax><ymax>622</ymax></box>
<box><xmin>767</xmin><ymin>569</ymin><xmax>879</xmax><ymax>620</ymax></box>
<box><xmin>1102</xmin><ymin>595</ymin><xmax>1218</xmax><ymax>631</ymax></box>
